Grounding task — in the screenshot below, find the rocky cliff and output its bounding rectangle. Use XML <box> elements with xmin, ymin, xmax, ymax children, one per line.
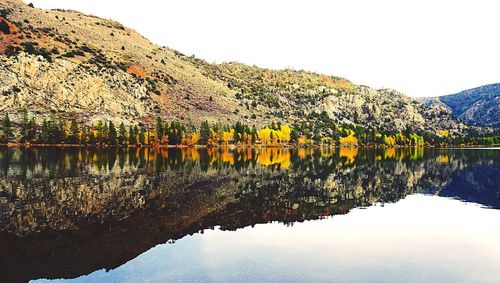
<box><xmin>0</xmin><ymin>0</ymin><xmax>467</xmax><ymax>135</ymax></box>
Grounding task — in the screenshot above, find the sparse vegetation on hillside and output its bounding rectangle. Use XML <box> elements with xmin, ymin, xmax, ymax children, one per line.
<box><xmin>0</xmin><ymin>0</ymin><xmax>497</xmax><ymax>146</ymax></box>
<box><xmin>423</xmin><ymin>83</ymin><xmax>500</xmax><ymax>127</ymax></box>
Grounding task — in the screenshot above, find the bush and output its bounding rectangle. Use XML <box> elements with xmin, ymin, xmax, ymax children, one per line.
<box><xmin>5</xmin><ymin>45</ymin><xmax>21</xmax><ymax>56</ymax></box>
<box><xmin>0</xmin><ymin>19</ymin><xmax>11</xmax><ymax>34</ymax></box>
<box><xmin>21</xmin><ymin>42</ymin><xmax>53</xmax><ymax>62</ymax></box>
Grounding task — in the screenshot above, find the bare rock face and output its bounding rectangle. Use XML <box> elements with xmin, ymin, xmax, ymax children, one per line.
<box><xmin>0</xmin><ymin>0</ymin><xmax>468</xmax><ymax>135</ymax></box>
<box><xmin>422</xmin><ymin>83</ymin><xmax>500</xmax><ymax>127</ymax></box>
<box><xmin>316</xmin><ymin>87</ymin><xmax>456</xmax><ymax>133</ymax></box>
<box><xmin>0</xmin><ymin>53</ymin><xmax>155</xmax><ymax>125</ymax></box>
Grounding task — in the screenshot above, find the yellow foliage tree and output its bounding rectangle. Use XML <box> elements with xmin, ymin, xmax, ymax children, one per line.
<box><xmin>383</xmin><ymin>135</ymin><xmax>396</xmax><ymax>147</ymax></box>
<box><xmin>258</xmin><ymin>127</ymin><xmax>272</xmax><ymax>145</ymax></box>
<box><xmin>182</xmin><ymin>132</ymin><xmax>201</xmax><ymax>146</ymax></box>
<box><xmin>436</xmin><ymin>130</ymin><xmax>449</xmax><ymax>137</ymax></box>
<box><xmin>298</xmin><ymin>135</ymin><xmax>307</xmax><ymax>146</ymax></box>
<box><xmin>222</xmin><ymin>129</ymin><xmax>234</xmax><ymax>145</ymax></box>
<box><xmin>339</xmin><ymin>134</ymin><xmax>358</xmax><ymax>147</ymax></box>
<box><xmin>279</xmin><ymin>125</ymin><xmax>291</xmax><ymax>143</ymax></box>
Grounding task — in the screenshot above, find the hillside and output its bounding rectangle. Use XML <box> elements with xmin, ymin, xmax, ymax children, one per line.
<box><xmin>422</xmin><ymin>83</ymin><xmax>500</xmax><ymax>127</ymax></box>
<box><xmin>0</xmin><ymin>0</ymin><xmax>472</xmax><ymax>139</ymax></box>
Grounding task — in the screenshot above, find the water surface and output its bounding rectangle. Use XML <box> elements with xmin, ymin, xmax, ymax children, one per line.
<box><xmin>0</xmin><ymin>147</ymin><xmax>499</xmax><ymax>282</ymax></box>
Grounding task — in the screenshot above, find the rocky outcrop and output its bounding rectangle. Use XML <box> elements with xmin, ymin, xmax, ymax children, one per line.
<box><xmin>0</xmin><ymin>53</ymin><xmax>155</xmax><ymax>125</ymax></box>
<box><xmin>422</xmin><ymin>83</ymin><xmax>500</xmax><ymax>127</ymax></box>
<box><xmin>0</xmin><ymin>0</ymin><xmax>469</xmax><ymax>135</ymax></box>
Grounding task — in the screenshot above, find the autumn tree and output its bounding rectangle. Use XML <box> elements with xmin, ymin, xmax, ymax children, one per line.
<box><xmin>383</xmin><ymin>135</ymin><xmax>396</xmax><ymax>147</ymax></box>
<box><xmin>339</xmin><ymin>134</ymin><xmax>358</xmax><ymax>147</ymax></box>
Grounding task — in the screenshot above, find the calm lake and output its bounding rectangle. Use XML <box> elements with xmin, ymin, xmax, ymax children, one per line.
<box><xmin>0</xmin><ymin>147</ymin><xmax>499</xmax><ymax>283</ymax></box>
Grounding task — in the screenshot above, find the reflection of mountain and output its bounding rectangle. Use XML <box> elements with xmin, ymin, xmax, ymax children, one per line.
<box><xmin>0</xmin><ymin>148</ymin><xmax>498</xmax><ymax>283</ymax></box>
<box><xmin>436</xmin><ymin>165</ymin><xmax>500</xmax><ymax>209</ymax></box>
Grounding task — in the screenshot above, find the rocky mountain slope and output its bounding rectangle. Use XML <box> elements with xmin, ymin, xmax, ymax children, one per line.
<box><xmin>422</xmin><ymin>83</ymin><xmax>500</xmax><ymax>127</ymax></box>
<box><xmin>0</xmin><ymin>0</ymin><xmax>467</xmax><ymax>135</ymax></box>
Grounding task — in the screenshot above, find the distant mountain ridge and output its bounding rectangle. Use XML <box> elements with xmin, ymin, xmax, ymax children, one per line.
<box><xmin>423</xmin><ymin>83</ymin><xmax>500</xmax><ymax>127</ymax></box>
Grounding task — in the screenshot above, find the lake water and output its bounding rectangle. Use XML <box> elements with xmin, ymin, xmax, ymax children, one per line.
<box><xmin>0</xmin><ymin>147</ymin><xmax>499</xmax><ymax>283</ymax></box>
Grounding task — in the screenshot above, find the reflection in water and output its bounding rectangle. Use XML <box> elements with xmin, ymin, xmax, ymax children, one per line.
<box><xmin>0</xmin><ymin>147</ymin><xmax>432</xmax><ymax>178</ymax></box>
<box><xmin>0</xmin><ymin>147</ymin><xmax>499</xmax><ymax>283</ymax></box>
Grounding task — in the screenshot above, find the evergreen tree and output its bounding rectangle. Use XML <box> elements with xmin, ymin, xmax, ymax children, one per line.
<box><xmin>68</xmin><ymin>119</ymin><xmax>80</xmax><ymax>144</ymax></box>
<box><xmin>88</xmin><ymin>129</ymin><xmax>96</xmax><ymax>145</ymax></box>
<box><xmin>156</xmin><ymin>117</ymin><xmax>164</xmax><ymax>142</ymax></box>
<box><xmin>290</xmin><ymin>128</ymin><xmax>299</xmax><ymax>143</ymax></box>
<box><xmin>57</xmin><ymin>117</ymin><xmax>66</xmax><ymax>143</ymax></box>
<box><xmin>233</xmin><ymin>121</ymin><xmax>244</xmax><ymax>143</ymax></box>
<box><xmin>118</xmin><ymin>122</ymin><xmax>127</xmax><ymax>145</ymax></box>
<box><xmin>41</xmin><ymin>119</ymin><xmax>49</xmax><ymax>143</ymax></box>
<box><xmin>168</xmin><ymin>121</ymin><xmax>184</xmax><ymax>145</ymax></box>
<box><xmin>27</xmin><ymin>117</ymin><xmax>36</xmax><ymax>142</ymax></box>
<box><xmin>18</xmin><ymin>110</ymin><xmax>37</xmax><ymax>143</ymax></box>
<box><xmin>1</xmin><ymin>113</ymin><xmax>13</xmax><ymax>142</ymax></box>
<box><xmin>251</xmin><ymin>125</ymin><xmax>258</xmax><ymax>142</ymax></box>
<box><xmin>81</xmin><ymin>126</ymin><xmax>88</xmax><ymax>145</ymax></box>
<box><xmin>139</xmin><ymin>126</ymin><xmax>146</xmax><ymax>145</ymax></box>
<box><xmin>96</xmin><ymin>120</ymin><xmax>110</xmax><ymax>144</ymax></box>
<box><xmin>199</xmin><ymin>120</ymin><xmax>211</xmax><ymax>145</ymax></box>
<box><xmin>108</xmin><ymin>121</ymin><xmax>117</xmax><ymax>145</ymax></box>
<box><xmin>128</xmin><ymin>125</ymin><xmax>136</xmax><ymax>145</ymax></box>
<box><xmin>133</xmin><ymin>125</ymin><xmax>139</xmax><ymax>144</ymax></box>
<box><xmin>20</xmin><ymin>109</ymin><xmax>30</xmax><ymax>143</ymax></box>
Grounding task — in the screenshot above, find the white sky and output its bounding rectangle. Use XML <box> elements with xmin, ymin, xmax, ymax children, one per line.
<box><xmin>26</xmin><ymin>0</ymin><xmax>500</xmax><ymax>97</ymax></box>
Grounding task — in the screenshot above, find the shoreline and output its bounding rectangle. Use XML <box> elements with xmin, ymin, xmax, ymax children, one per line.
<box><xmin>0</xmin><ymin>143</ymin><xmax>498</xmax><ymax>149</ymax></box>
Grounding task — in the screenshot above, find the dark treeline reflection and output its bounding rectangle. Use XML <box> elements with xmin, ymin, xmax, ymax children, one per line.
<box><xmin>0</xmin><ymin>146</ymin><xmax>469</xmax><ymax>178</ymax></box>
<box><xmin>0</xmin><ymin>147</ymin><xmax>499</xmax><ymax>283</ymax></box>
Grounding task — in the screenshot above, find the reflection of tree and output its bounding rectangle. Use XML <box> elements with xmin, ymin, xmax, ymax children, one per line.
<box><xmin>0</xmin><ymin>148</ymin><xmax>13</xmax><ymax>177</ymax></box>
<box><xmin>339</xmin><ymin>147</ymin><xmax>358</xmax><ymax>164</ymax></box>
<box><xmin>0</xmin><ymin>147</ymin><xmax>498</xmax><ymax>282</ymax></box>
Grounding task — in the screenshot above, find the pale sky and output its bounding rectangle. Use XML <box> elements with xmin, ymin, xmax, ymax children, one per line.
<box><xmin>26</xmin><ymin>0</ymin><xmax>500</xmax><ymax>97</ymax></box>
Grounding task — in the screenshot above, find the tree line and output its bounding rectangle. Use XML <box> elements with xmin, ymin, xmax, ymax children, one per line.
<box><xmin>0</xmin><ymin>111</ymin><xmax>498</xmax><ymax>147</ymax></box>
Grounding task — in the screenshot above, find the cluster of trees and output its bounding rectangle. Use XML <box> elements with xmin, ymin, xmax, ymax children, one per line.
<box><xmin>257</xmin><ymin>122</ymin><xmax>292</xmax><ymax>146</ymax></box>
<box><xmin>1</xmin><ymin>111</ymin><xmax>498</xmax><ymax>147</ymax></box>
<box><xmin>292</xmin><ymin>123</ymin><xmax>426</xmax><ymax>147</ymax></box>
<box><xmin>0</xmin><ymin>113</ymin><xmax>261</xmax><ymax>147</ymax></box>
<box><xmin>481</xmin><ymin>136</ymin><xmax>500</xmax><ymax>145</ymax></box>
